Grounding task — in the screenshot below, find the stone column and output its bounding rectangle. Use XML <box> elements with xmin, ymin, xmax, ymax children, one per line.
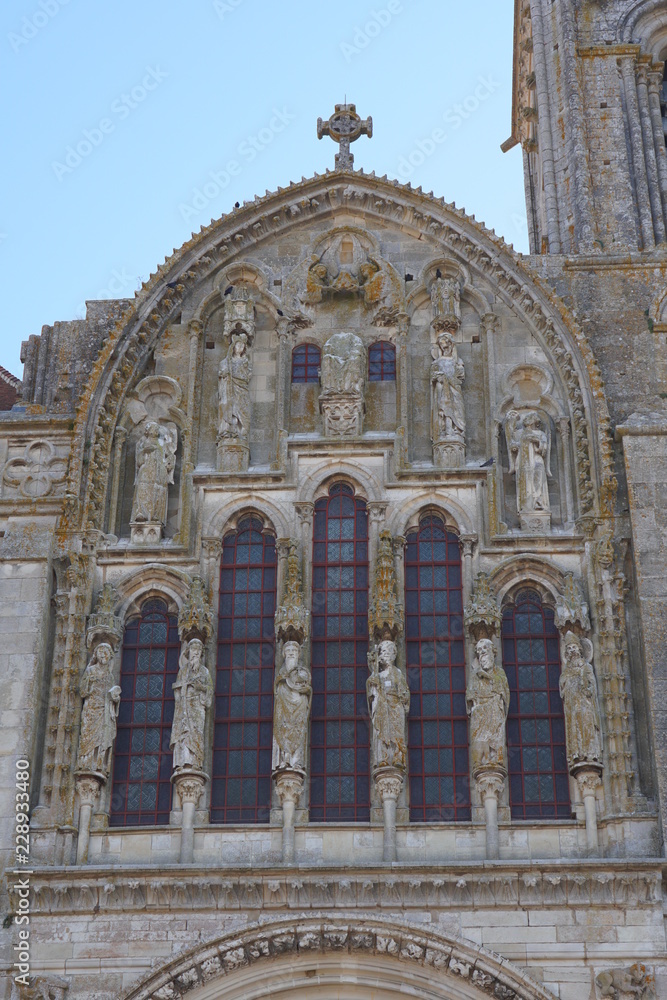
<box><xmin>74</xmin><ymin>772</ymin><xmax>105</xmax><ymax>865</ymax></box>
<box><xmin>374</xmin><ymin>767</ymin><xmax>403</xmax><ymax>863</ymax></box>
<box><xmin>276</xmin><ymin>538</ymin><xmax>291</xmax><ymax>607</ymax></box>
<box><xmin>273</xmin><ymin>318</ymin><xmax>290</xmax><ymax>469</ymax></box>
<box><xmin>620</xmin><ymin>54</ymin><xmax>656</xmax><ymax>249</ymax></box>
<box><xmin>392</xmin><ymin>536</ymin><xmax>406</xmax><ymax>603</ymax></box>
<box><xmin>574</xmin><ymin>766</ymin><xmax>602</xmax><ymax>854</ymax></box>
<box><xmin>647</xmin><ymin>66</ymin><xmax>667</xmax><ymax>222</ymax></box>
<box><xmin>367</xmin><ymin>501</ymin><xmax>388</xmax><ymax>585</ymax></box>
<box><xmin>274</xmin><ymin>768</ymin><xmax>304</xmax><ymax>864</ymax></box>
<box><xmin>459</xmin><ymin>534</ymin><xmax>477</xmax><ymax>608</ymax></box>
<box><xmin>294</xmin><ymin>503</ymin><xmax>314</xmax><ymax>605</ymax></box>
<box><xmin>558</xmin><ymin>418</ymin><xmax>575</xmax><ymax>526</ymax></box>
<box><xmin>394</xmin><ymin>312</ymin><xmax>410</xmax><ymax>471</ymax></box>
<box><xmin>528</xmin><ymin>0</ymin><xmax>561</xmax><ymax>252</ymax></box>
<box><xmin>636</xmin><ymin>61</ymin><xmax>666</xmax><ymax>244</ymax></box>
<box><xmin>476</xmin><ymin>769</ymin><xmax>504</xmax><ymax>860</ymax></box>
<box><xmin>172</xmin><ymin>770</ymin><xmax>207</xmax><ymax>864</ymax></box>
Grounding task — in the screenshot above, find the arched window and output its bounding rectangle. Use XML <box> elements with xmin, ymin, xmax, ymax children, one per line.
<box><xmin>211</xmin><ymin>517</ymin><xmax>277</xmax><ymax>823</ymax></box>
<box><xmin>291</xmin><ymin>344</ymin><xmax>321</xmax><ymax>383</ymax></box>
<box><xmin>405</xmin><ymin>515</ymin><xmax>470</xmax><ymax>821</ymax></box>
<box><xmin>310</xmin><ymin>483</ymin><xmax>370</xmax><ymax>821</ymax></box>
<box><xmin>368</xmin><ymin>341</ymin><xmax>396</xmax><ymax>382</ymax></box>
<box><xmin>501</xmin><ymin>589</ymin><xmax>570</xmax><ymax>819</ymax></box>
<box><xmin>110</xmin><ymin>598</ymin><xmax>180</xmax><ymax>826</ymax></box>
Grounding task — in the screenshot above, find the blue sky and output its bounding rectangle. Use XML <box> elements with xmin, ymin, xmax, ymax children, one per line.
<box><xmin>0</xmin><ymin>0</ymin><xmax>525</xmax><ymax>374</ymax></box>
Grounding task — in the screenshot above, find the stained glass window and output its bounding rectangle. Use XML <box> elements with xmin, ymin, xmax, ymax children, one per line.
<box><xmin>502</xmin><ymin>589</ymin><xmax>571</xmax><ymax>819</ymax></box>
<box><xmin>211</xmin><ymin>517</ymin><xmax>276</xmax><ymax>823</ymax></box>
<box><xmin>405</xmin><ymin>516</ymin><xmax>470</xmax><ymax>821</ymax></box>
<box><xmin>310</xmin><ymin>483</ymin><xmax>370</xmax><ymax>821</ymax></box>
<box><xmin>110</xmin><ymin>598</ymin><xmax>179</xmax><ymax>826</ymax></box>
<box><xmin>368</xmin><ymin>341</ymin><xmax>396</xmax><ymax>382</ymax></box>
<box><xmin>291</xmin><ymin>343</ymin><xmax>321</xmax><ymax>383</ymax></box>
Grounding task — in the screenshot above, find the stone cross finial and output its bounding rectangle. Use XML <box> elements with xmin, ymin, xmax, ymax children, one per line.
<box><xmin>317</xmin><ymin>103</ymin><xmax>373</xmax><ymax>169</ymax></box>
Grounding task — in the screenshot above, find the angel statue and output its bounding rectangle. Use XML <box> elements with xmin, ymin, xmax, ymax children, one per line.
<box><xmin>218</xmin><ymin>332</ymin><xmax>252</xmax><ymax>441</ymax></box>
<box><xmin>131</xmin><ymin>420</ymin><xmax>177</xmax><ymax>527</ymax></box>
<box><xmin>558</xmin><ymin>631</ymin><xmax>603</xmax><ymax>770</ymax></box>
<box><xmin>505</xmin><ymin>409</ymin><xmax>551</xmax><ymax>515</ymax></box>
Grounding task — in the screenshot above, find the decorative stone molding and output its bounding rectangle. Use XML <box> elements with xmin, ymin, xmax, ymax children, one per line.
<box><xmin>368</xmin><ymin>529</ymin><xmax>404</xmax><ymax>641</ymax></box>
<box><xmin>464</xmin><ymin>573</ymin><xmax>502</xmax><ymax>641</ymax></box>
<box><xmin>2</xmin><ymin>439</ymin><xmax>67</xmax><ymax>499</ymax></box>
<box><xmin>554</xmin><ymin>572</ymin><xmax>591</xmax><ymax>634</ymax></box>
<box><xmin>25</xmin><ymin>866</ymin><xmax>663</xmax><ymax>916</ymax></box>
<box><xmin>86</xmin><ymin>583</ymin><xmax>122</xmax><ymax>649</ymax></box>
<box><xmin>119</xmin><ymin>916</ymin><xmax>578</xmax><ymax>1000</ymax></box>
<box><xmin>274</xmin><ymin>541</ymin><xmax>309</xmax><ymax>643</ymax></box>
<box><xmin>178</xmin><ymin>576</ymin><xmax>213</xmax><ymax>643</ymax></box>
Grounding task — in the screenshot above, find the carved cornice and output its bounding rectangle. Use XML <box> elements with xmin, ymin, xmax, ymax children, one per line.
<box><xmin>23</xmin><ymin>864</ymin><xmax>662</xmax><ymax>916</ymax></box>
<box><xmin>56</xmin><ymin>173</ymin><xmax>613</xmax><ymax>542</ymax></box>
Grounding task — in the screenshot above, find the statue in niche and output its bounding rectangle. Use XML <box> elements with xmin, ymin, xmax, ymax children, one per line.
<box><xmin>170</xmin><ymin>638</ymin><xmax>213</xmax><ymax>771</ymax></box>
<box><xmin>465</xmin><ymin>638</ymin><xmax>510</xmax><ymax>773</ymax></box>
<box><xmin>559</xmin><ymin>631</ymin><xmax>603</xmax><ymax>771</ymax></box>
<box><xmin>77</xmin><ymin>642</ymin><xmax>121</xmax><ymax>776</ymax></box>
<box><xmin>366</xmin><ymin>639</ymin><xmax>410</xmax><ymax>770</ymax></box>
<box><xmin>505</xmin><ymin>409</ymin><xmax>551</xmax><ymax>518</ymax></box>
<box><xmin>218</xmin><ymin>332</ymin><xmax>252</xmax><ymax>442</ymax></box>
<box><xmin>319</xmin><ymin>332</ymin><xmax>366</xmax><ymax>436</ymax></box>
<box><xmin>131</xmin><ymin>420</ymin><xmax>176</xmax><ymax>526</ymax></box>
<box><xmin>430</xmin><ymin>275</ymin><xmax>461</xmax><ymax>332</ymax></box>
<box><xmin>272</xmin><ymin>640</ymin><xmax>312</xmax><ymax>772</ymax></box>
<box><xmin>430</xmin><ymin>331</ymin><xmax>465</xmax><ymax>467</ymax></box>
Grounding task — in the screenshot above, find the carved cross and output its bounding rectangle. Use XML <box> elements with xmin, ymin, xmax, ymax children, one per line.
<box><xmin>317</xmin><ymin>102</ymin><xmax>373</xmax><ymax>170</ymax></box>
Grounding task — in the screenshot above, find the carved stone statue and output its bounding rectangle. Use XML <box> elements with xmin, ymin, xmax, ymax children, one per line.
<box><xmin>366</xmin><ymin>639</ymin><xmax>410</xmax><ymax>770</ymax></box>
<box><xmin>430</xmin><ymin>331</ymin><xmax>465</xmax><ymax>468</ymax></box>
<box><xmin>466</xmin><ymin>638</ymin><xmax>510</xmax><ymax>773</ymax></box>
<box><xmin>170</xmin><ymin>638</ymin><xmax>213</xmax><ymax>771</ymax></box>
<box><xmin>131</xmin><ymin>420</ymin><xmax>176</xmax><ymax>530</ymax></box>
<box><xmin>505</xmin><ymin>409</ymin><xmax>551</xmax><ymax>530</ymax></box>
<box><xmin>272</xmin><ymin>640</ymin><xmax>312</xmax><ymax>772</ymax></box>
<box><xmin>218</xmin><ymin>332</ymin><xmax>252</xmax><ymax>442</ymax></box>
<box><xmin>559</xmin><ymin>631</ymin><xmax>603</xmax><ymax>771</ymax></box>
<box><xmin>77</xmin><ymin>642</ymin><xmax>121</xmax><ymax>777</ymax></box>
<box><xmin>319</xmin><ymin>332</ymin><xmax>366</xmax><ymax>436</ymax></box>
<box><xmin>430</xmin><ymin>275</ymin><xmax>461</xmax><ymax>332</ymax></box>
<box><xmin>596</xmin><ymin>964</ymin><xmax>655</xmax><ymax>999</ymax></box>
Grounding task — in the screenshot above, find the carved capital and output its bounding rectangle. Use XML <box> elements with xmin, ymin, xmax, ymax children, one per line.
<box><xmin>294</xmin><ymin>501</ymin><xmax>315</xmax><ymax>526</ymax></box>
<box><xmin>171</xmin><ymin>768</ymin><xmax>208</xmax><ymax>806</ymax></box>
<box><xmin>474</xmin><ymin>767</ymin><xmax>506</xmax><ymax>800</ymax></box>
<box><xmin>373</xmin><ymin>766</ymin><xmax>404</xmax><ymax>801</ymax></box>
<box><xmin>459</xmin><ymin>533</ymin><xmax>477</xmax><ymax>558</ymax></box>
<box><xmin>392</xmin><ymin>535</ymin><xmax>406</xmax><ymax>557</ymax></box>
<box><xmin>276</xmin><ymin>537</ymin><xmax>292</xmax><ymax>559</ymax></box>
<box><xmin>574</xmin><ymin>766</ymin><xmax>602</xmax><ymax>798</ymax></box>
<box><xmin>273</xmin><ymin>767</ymin><xmax>305</xmax><ymax>806</ymax></box>
<box><xmin>178</xmin><ymin>577</ymin><xmax>213</xmax><ymax>642</ymax></box>
<box><xmin>202</xmin><ymin>537</ymin><xmax>223</xmax><ymax>560</ymax></box>
<box><xmin>188</xmin><ymin>319</ymin><xmax>203</xmax><ymax>340</ymax></box>
<box><xmin>367</xmin><ymin>501</ymin><xmax>389</xmax><ymax>525</ymax></box>
<box><xmin>75</xmin><ymin>771</ymin><xmax>106</xmax><ymax>807</ymax></box>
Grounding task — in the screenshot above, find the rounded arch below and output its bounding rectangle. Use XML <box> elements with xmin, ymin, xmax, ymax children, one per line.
<box><xmin>122</xmin><ymin>917</ymin><xmax>554</xmax><ymax>1000</ymax></box>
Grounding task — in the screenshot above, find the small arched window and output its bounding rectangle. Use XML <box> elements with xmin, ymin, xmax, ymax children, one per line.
<box><xmin>405</xmin><ymin>515</ymin><xmax>470</xmax><ymax>821</ymax></box>
<box><xmin>211</xmin><ymin>517</ymin><xmax>277</xmax><ymax>823</ymax></box>
<box><xmin>501</xmin><ymin>589</ymin><xmax>570</xmax><ymax>819</ymax></box>
<box><xmin>291</xmin><ymin>344</ymin><xmax>321</xmax><ymax>384</ymax></box>
<box><xmin>368</xmin><ymin>341</ymin><xmax>396</xmax><ymax>382</ymax></box>
<box><xmin>110</xmin><ymin>598</ymin><xmax>180</xmax><ymax>826</ymax></box>
<box><xmin>310</xmin><ymin>483</ymin><xmax>370</xmax><ymax>821</ymax></box>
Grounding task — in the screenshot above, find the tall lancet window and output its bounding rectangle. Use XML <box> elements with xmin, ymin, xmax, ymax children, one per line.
<box><xmin>110</xmin><ymin>598</ymin><xmax>180</xmax><ymax>826</ymax></box>
<box><xmin>211</xmin><ymin>517</ymin><xmax>277</xmax><ymax>823</ymax></box>
<box><xmin>310</xmin><ymin>483</ymin><xmax>370</xmax><ymax>821</ymax></box>
<box><xmin>501</xmin><ymin>589</ymin><xmax>570</xmax><ymax>819</ymax></box>
<box><xmin>405</xmin><ymin>515</ymin><xmax>470</xmax><ymax>821</ymax></box>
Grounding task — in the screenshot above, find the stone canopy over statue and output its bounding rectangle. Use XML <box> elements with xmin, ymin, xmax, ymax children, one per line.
<box><xmin>130</xmin><ymin>420</ymin><xmax>177</xmax><ymax>544</ymax></box>
<box><xmin>170</xmin><ymin>638</ymin><xmax>213</xmax><ymax>771</ymax></box>
<box><xmin>77</xmin><ymin>642</ymin><xmax>122</xmax><ymax>777</ymax></box>
<box><xmin>319</xmin><ymin>332</ymin><xmax>366</xmax><ymax>437</ymax></box>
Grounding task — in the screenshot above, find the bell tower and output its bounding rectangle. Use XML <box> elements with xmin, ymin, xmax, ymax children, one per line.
<box><xmin>504</xmin><ymin>0</ymin><xmax>667</xmax><ymax>254</ymax></box>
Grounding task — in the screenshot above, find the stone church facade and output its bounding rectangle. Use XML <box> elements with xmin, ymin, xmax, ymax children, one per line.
<box><xmin>3</xmin><ymin>2</ymin><xmax>667</xmax><ymax>998</ymax></box>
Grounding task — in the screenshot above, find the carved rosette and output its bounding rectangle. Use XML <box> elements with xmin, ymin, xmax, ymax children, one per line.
<box><xmin>368</xmin><ymin>529</ymin><xmax>404</xmax><ymax>642</ymax></box>
<box><xmin>86</xmin><ymin>583</ymin><xmax>122</xmax><ymax>650</ymax></box>
<box><xmin>464</xmin><ymin>573</ymin><xmax>501</xmax><ymax>642</ymax></box>
<box><xmin>274</xmin><ymin>542</ymin><xmax>310</xmax><ymax>645</ymax></box>
<box><xmin>178</xmin><ymin>577</ymin><xmax>213</xmax><ymax>643</ymax></box>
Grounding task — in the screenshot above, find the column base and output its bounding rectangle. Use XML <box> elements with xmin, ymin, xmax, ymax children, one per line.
<box><xmin>216</xmin><ymin>440</ymin><xmax>249</xmax><ymax>473</ymax></box>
